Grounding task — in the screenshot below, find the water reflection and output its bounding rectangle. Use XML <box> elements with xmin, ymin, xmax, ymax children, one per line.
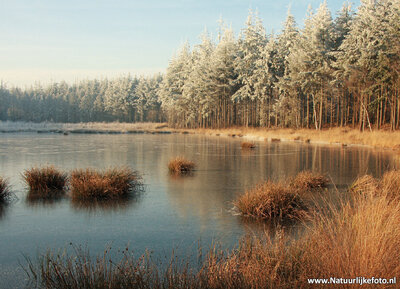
<box><xmin>70</xmin><ymin>194</ymin><xmax>142</xmax><ymax>214</ymax></box>
<box><xmin>0</xmin><ymin>204</ymin><xmax>8</xmax><ymax>220</ymax></box>
<box><xmin>25</xmin><ymin>193</ymin><xmax>66</xmax><ymax>208</ymax></box>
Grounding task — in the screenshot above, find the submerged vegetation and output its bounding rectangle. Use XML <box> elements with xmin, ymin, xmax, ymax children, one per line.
<box><xmin>70</xmin><ymin>167</ymin><xmax>142</xmax><ymax>200</ymax></box>
<box><xmin>23</xmin><ymin>166</ymin><xmax>67</xmax><ymax>196</ymax></box>
<box><xmin>26</xmin><ymin>172</ymin><xmax>400</xmax><ymax>288</ymax></box>
<box><xmin>168</xmin><ymin>157</ymin><xmax>195</xmax><ymax>175</ymax></box>
<box><xmin>0</xmin><ymin>177</ymin><xmax>11</xmax><ymax>202</ymax></box>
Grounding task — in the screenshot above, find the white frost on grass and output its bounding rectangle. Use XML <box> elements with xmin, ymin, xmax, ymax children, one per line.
<box><xmin>0</xmin><ymin>121</ymin><xmax>167</xmax><ymax>133</ymax></box>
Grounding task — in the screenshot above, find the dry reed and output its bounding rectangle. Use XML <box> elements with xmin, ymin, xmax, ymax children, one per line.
<box><xmin>234</xmin><ymin>181</ymin><xmax>308</xmax><ymax>221</ymax></box>
<box><xmin>241</xmin><ymin>142</ymin><xmax>256</xmax><ymax>149</ymax></box>
<box><xmin>23</xmin><ymin>166</ymin><xmax>67</xmax><ymax>196</ymax></box>
<box><xmin>70</xmin><ymin>167</ymin><xmax>141</xmax><ymax>200</ymax></box>
<box><xmin>0</xmin><ymin>177</ymin><xmax>11</xmax><ymax>202</ymax></box>
<box><xmin>289</xmin><ymin>171</ymin><xmax>329</xmax><ymax>190</ymax></box>
<box><xmin>168</xmin><ymin>157</ymin><xmax>195</xmax><ymax>175</ymax></box>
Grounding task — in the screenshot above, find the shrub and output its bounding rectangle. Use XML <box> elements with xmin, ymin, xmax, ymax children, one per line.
<box><xmin>70</xmin><ymin>167</ymin><xmax>141</xmax><ymax>200</ymax></box>
<box><xmin>168</xmin><ymin>157</ymin><xmax>195</xmax><ymax>175</ymax></box>
<box><xmin>23</xmin><ymin>166</ymin><xmax>67</xmax><ymax>196</ymax></box>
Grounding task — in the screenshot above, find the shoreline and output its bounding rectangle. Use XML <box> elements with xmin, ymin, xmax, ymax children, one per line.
<box><xmin>1</xmin><ymin>121</ymin><xmax>400</xmax><ymax>152</ymax></box>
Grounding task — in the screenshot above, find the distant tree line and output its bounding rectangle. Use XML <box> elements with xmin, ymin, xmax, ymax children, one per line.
<box><xmin>1</xmin><ymin>0</ymin><xmax>399</xmax><ymax>130</ymax></box>
<box><xmin>0</xmin><ymin>75</ymin><xmax>163</xmax><ymax>123</ymax></box>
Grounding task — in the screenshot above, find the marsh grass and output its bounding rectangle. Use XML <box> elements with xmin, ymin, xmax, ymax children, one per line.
<box><xmin>0</xmin><ymin>177</ymin><xmax>11</xmax><ymax>202</ymax></box>
<box><xmin>234</xmin><ymin>181</ymin><xmax>308</xmax><ymax>221</ymax></box>
<box><xmin>25</xmin><ymin>173</ymin><xmax>400</xmax><ymax>289</ymax></box>
<box><xmin>241</xmin><ymin>142</ymin><xmax>256</xmax><ymax>149</ymax></box>
<box><xmin>350</xmin><ymin>170</ymin><xmax>400</xmax><ymax>199</ymax></box>
<box><xmin>70</xmin><ymin>167</ymin><xmax>142</xmax><ymax>200</ymax></box>
<box><xmin>168</xmin><ymin>157</ymin><xmax>195</xmax><ymax>175</ymax></box>
<box><xmin>289</xmin><ymin>171</ymin><xmax>329</xmax><ymax>190</ymax></box>
<box><xmin>23</xmin><ymin>166</ymin><xmax>67</xmax><ymax>197</ymax></box>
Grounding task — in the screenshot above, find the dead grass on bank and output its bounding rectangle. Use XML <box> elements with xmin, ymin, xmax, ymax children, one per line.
<box><xmin>0</xmin><ymin>177</ymin><xmax>11</xmax><ymax>202</ymax></box>
<box><xmin>190</xmin><ymin>126</ymin><xmax>400</xmax><ymax>150</ymax></box>
<box><xmin>23</xmin><ymin>166</ymin><xmax>67</xmax><ymax>197</ymax></box>
<box><xmin>298</xmin><ymin>191</ymin><xmax>400</xmax><ymax>286</ymax></box>
<box><xmin>70</xmin><ymin>167</ymin><xmax>142</xmax><ymax>200</ymax></box>
<box><xmin>168</xmin><ymin>157</ymin><xmax>195</xmax><ymax>175</ymax></box>
<box><xmin>350</xmin><ymin>170</ymin><xmax>400</xmax><ymax>199</ymax></box>
<box><xmin>25</xmin><ymin>173</ymin><xmax>400</xmax><ymax>289</ymax></box>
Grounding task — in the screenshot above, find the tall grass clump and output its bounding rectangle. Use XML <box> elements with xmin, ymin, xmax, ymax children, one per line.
<box><xmin>70</xmin><ymin>167</ymin><xmax>142</xmax><ymax>200</ymax></box>
<box><xmin>0</xmin><ymin>177</ymin><xmax>11</xmax><ymax>202</ymax></box>
<box><xmin>350</xmin><ymin>170</ymin><xmax>400</xmax><ymax>199</ymax></box>
<box><xmin>234</xmin><ymin>181</ymin><xmax>308</xmax><ymax>221</ymax></box>
<box><xmin>23</xmin><ymin>166</ymin><xmax>67</xmax><ymax>196</ymax></box>
<box><xmin>298</xmin><ymin>191</ymin><xmax>400</xmax><ymax>286</ymax></box>
<box><xmin>241</xmin><ymin>142</ymin><xmax>255</xmax><ymax>149</ymax></box>
<box><xmin>168</xmin><ymin>157</ymin><xmax>195</xmax><ymax>175</ymax></box>
<box><xmin>289</xmin><ymin>171</ymin><xmax>329</xmax><ymax>190</ymax></box>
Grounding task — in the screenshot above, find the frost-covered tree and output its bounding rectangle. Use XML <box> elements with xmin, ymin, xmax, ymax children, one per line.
<box><xmin>233</xmin><ymin>9</ymin><xmax>267</xmax><ymax>126</ymax></box>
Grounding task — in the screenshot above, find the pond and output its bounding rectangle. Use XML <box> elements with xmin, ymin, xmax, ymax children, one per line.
<box><xmin>0</xmin><ymin>133</ymin><xmax>397</xmax><ymax>288</ymax></box>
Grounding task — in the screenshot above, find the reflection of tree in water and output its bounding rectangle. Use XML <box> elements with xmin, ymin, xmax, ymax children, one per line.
<box><xmin>70</xmin><ymin>193</ymin><xmax>142</xmax><ymax>214</ymax></box>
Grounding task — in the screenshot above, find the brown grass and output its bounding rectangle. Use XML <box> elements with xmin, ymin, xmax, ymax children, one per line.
<box><xmin>289</xmin><ymin>171</ymin><xmax>329</xmax><ymax>190</ymax></box>
<box><xmin>0</xmin><ymin>177</ymin><xmax>11</xmax><ymax>202</ymax></box>
<box><xmin>168</xmin><ymin>157</ymin><xmax>195</xmax><ymax>175</ymax></box>
<box><xmin>350</xmin><ymin>170</ymin><xmax>400</xmax><ymax>199</ymax></box>
<box><xmin>298</xmin><ymin>192</ymin><xmax>400</xmax><ymax>286</ymax></box>
<box><xmin>234</xmin><ymin>181</ymin><xmax>308</xmax><ymax>221</ymax></box>
<box><xmin>23</xmin><ymin>166</ymin><xmax>67</xmax><ymax>196</ymax></box>
<box><xmin>241</xmin><ymin>142</ymin><xmax>256</xmax><ymax>149</ymax></box>
<box><xmin>70</xmin><ymin>167</ymin><xmax>142</xmax><ymax>200</ymax></box>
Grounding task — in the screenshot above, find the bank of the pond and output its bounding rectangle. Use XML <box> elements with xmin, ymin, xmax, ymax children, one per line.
<box><xmin>2</xmin><ymin>121</ymin><xmax>399</xmax><ymax>152</ymax></box>
<box><xmin>181</xmin><ymin>126</ymin><xmax>400</xmax><ymax>152</ymax></box>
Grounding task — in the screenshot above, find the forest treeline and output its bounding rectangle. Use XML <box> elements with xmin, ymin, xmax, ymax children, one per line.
<box><xmin>1</xmin><ymin>0</ymin><xmax>399</xmax><ymax>130</ymax></box>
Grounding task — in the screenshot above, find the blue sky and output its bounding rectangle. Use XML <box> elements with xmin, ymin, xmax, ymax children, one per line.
<box><xmin>0</xmin><ymin>0</ymin><xmax>360</xmax><ymax>86</ymax></box>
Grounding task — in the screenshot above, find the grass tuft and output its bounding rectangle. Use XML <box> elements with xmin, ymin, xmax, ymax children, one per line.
<box><xmin>234</xmin><ymin>181</ymin><xmax>308</xmax><ymax>221</ymax></box>
<box><xmin>289</xmin><ymin>171</ymin><xmax>329</xmax><ymax>190</ymax></box>
<box><xmin>0</xmin><ymin>177</ymin><xmax>11</xmax><ymax>202</ymax></box>
<box><xmin>23</xmin><ymin>166</ymin><xmax>67</xmax><ymax>196</ymax></box>
<box><xmin>241</xmin><ymin>142</ymin><xmax>256</xmax><ymax>149</ymax></box>
<box><xmin>70</xmin><ymin>167</ymin><xmax>142</xmax><ymax>200</ymax></box>
<box><xmin>168</xmin><ymin>157</ymin><xmax>195</xmax><ymax>175</ymax></box>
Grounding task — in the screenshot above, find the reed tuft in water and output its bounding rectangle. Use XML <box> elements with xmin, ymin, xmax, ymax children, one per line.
<box><xmin>70</xmin><ymin>167</ymin><xmax>142</xmax><ymax>200</ymax></box>
<box><xmin>234</xmin><ymin>181</ymin><xmax>308</xmax><ymax>221</ymax></box>
<box><xmin>0</xmin><ymin>177</ymin><xmax>11</xmax><ymax>202</ymax></box>
<box><xmin>168</xmin><ymin>157</ymin><xmax>195</xmax><ymax>175</ymax></box>
<box><xmin>241</xmin><ymin>142</ymin><xmax>256</xmax><ymax>149</ymax></box>
<box><xmin>289</xmin><ymin>171</ymin><xmax>329</xmax><ymax>190</ymax></box>
<box><xmin>23</xmin><ymin>166</ymin><xmax>67</xmax><ymax>196</ymax></box>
